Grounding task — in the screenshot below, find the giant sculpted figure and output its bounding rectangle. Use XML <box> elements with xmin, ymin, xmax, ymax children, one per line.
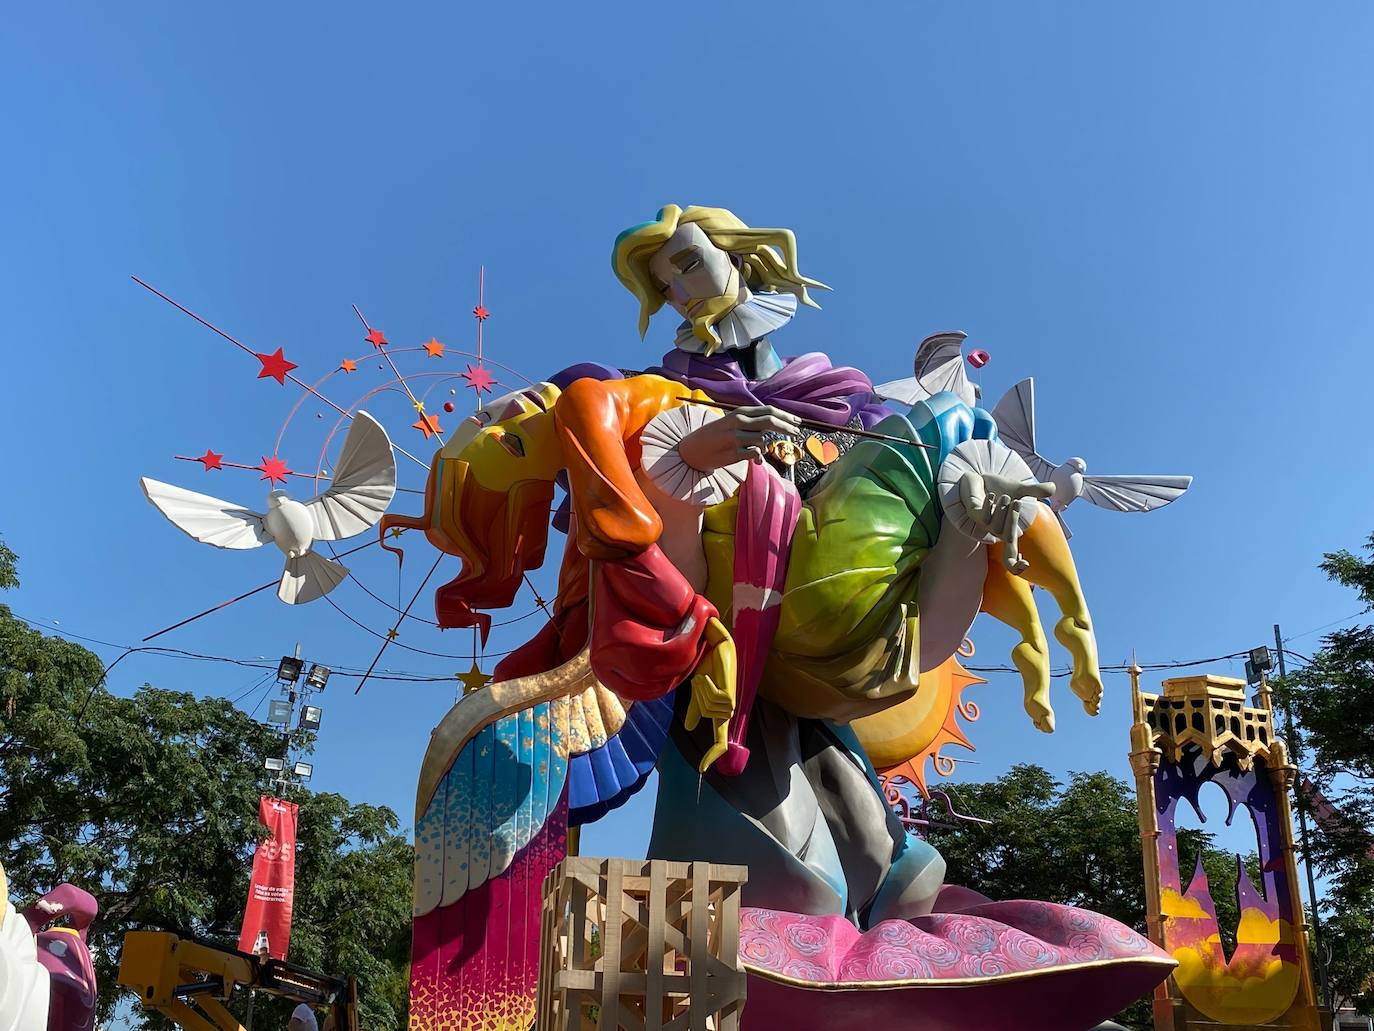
<box><xmin>394</xmin><ymin>207</ymin><xmax>1172</xmax><ymax>1031</ymax></box>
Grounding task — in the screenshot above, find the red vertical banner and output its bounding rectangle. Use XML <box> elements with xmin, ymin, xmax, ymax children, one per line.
<box><xmin>238</xmin><ymin>795</ymin><xmax>298</xmax><ymax>960</ymax></box>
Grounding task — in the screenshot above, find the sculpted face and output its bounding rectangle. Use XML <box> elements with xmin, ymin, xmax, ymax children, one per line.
<box><xmin>379</xmin><ymin>383</ymin><xmax>562</xmax><ymax>632</ymax></box>
<box><xmin>649</xmin><ymin>223</ymin><xmax>744</xmax><ymax>350</ymax></box>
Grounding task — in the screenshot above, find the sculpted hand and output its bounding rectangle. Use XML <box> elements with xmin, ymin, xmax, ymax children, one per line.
<box><xmin>677</xmin><ymin>405</ymin><xmax>802</xmax><ymax>471</ymax></box>
<box><xmin>684</xmin><ymin>616</ymin><xmax>737</xmax><ymax>773</ymax></box>
<box><xmin>959</xmin><ymin>472</ymin><xmax>1056</xmax><ymax>574</ymax></box>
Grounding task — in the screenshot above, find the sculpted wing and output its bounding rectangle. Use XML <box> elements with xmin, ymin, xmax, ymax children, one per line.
<box><xmin>990</xmin><ymin>379</ymin><xmax>1056</xmax><ymax>482</ymax></box>
<box><xmin>140</xmin><ymin>478</ymin><xmax>270</xmax><ymax>550</ymax></box>
<box><xmin>874</xmin><ymin>331</ymin><xmax>975</xmax><ymax>407</ymax></box>
<box><xmin>307</xmin><ymin>410</ymin><xmax>397</xmax><ymax>541</ymax></box>
<box><xmin>1080</xmin><ymin>474</ymin><xmax>1193</xmax><ymax>513</ymax></box>
<box><xmin>913</xmin><ymin>331</ymin><xmax>976</xmax><ymax>407</ymax></box>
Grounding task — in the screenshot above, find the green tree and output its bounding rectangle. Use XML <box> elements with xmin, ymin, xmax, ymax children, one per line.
<box><xmin>926</xmin><ymin>765</ymin><xmax>1255</xmax><ymax>1029</ymax></box>
<box><xmin>1273</xmin><ymin>532</ymin><xmax>1374</xmax><ymax>1015</ymax></box>
<box><xmin>0</xmin><ymin>550</ymin><xmax>413</xmax><ymax>1029</ymax></box>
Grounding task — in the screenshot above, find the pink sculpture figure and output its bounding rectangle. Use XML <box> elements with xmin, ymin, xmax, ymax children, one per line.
<box><xmin>24</xmin><ymin>885</ymin><xmax>98</xmax><ymax>1031</ymax></box>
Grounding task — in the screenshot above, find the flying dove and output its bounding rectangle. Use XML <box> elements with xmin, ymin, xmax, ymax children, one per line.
<box><xmin>140</xmin><ymin>411</ymin><xmax>396</xmax><ymax>604</ymax></box>
<box><xmin>989</xmin><ymin>378</ymin><xmax>1192</xmax><ymax>535</ymax></box>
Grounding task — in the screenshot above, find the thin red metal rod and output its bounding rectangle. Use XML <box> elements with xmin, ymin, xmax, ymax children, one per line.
<box><xmin>354</xmin><ymin>552</ymin><xmax>444</xmax><ymax>694</ymax></box>
<box><xmin>141</xmin><ymin>536</ymin><xmax>387</xmax><ymax>642</ymax></box>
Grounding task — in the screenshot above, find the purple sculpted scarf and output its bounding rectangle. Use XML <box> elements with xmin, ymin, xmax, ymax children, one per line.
<box><xmin>649</xmin><ymin>349</ymin><xmax>887</xmax><ymax>429</ymax></box>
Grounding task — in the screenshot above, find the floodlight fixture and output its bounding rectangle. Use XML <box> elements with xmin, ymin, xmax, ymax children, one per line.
<box><xmin>293</xmin><ymin>762</ymin><xmax>313</xmax><ymax>781</ymax></box>
<box><xmin>299</xmin><ymin>705</ymin><xmax>322</xmax><ymax>732</ymax></box>
<box><xmin>1249</xmin><ymin>646</ymin><xmax>1273</xmax><ymax>673</ymax></box>
<box><xmin>305</xmin><ymin>664</ymin><xmax>331</xmax><ymax>691</ymax></box>
<box><xmin>263</xmin><ymin>757</ymin><xmax>285</xmax><ymax>772</ymax></box>
<box><xmin>267</xmin><ymin>699</ymin><xmax>292</xmax><ymax>725</ymax></box>
<box><xmin>277</xmin><ymin>656</ymin><xmax>304</xmax><ymax>683</ymax></box>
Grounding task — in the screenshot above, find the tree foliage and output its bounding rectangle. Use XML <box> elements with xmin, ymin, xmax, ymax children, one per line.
<box><xmin>1272</xmin><ymin>532</ymin><xmax>1374</xmax><ymax>1015</ymax></box>
<box><xmin>0</xmin><ymin>564</ymin><xmax>412</xmax><ymax>1029</ymax></box>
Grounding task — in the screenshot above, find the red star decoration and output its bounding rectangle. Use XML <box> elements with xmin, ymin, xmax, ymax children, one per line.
<box><xmin>462</xmin><ymin>362</ymin><xmax>496</xmax><ymax>395</ymax></box>
<box><xmin>340</xmin><ymin>358</ymin><xmax>357</xmax><ymax>373</ymax></box>
<box><xmin>473</xmin><ymin>305</ymin><xmax>489</xmax><ymax>321</ymax></box>
<box><xmin>255</xmin><ymin>348</ymin><xmax>298</xmax><ymax>384</ymax></box>
<box><xmin>195</xmin><ymin>449</ymin><xmax>224</xmax><ymax>471</ymax></box>
<box><xmin>412</xmin><ymin>413</ymin><xmax>443</xmax><ymax>439</ymax></box>
<box><xmin>258</xmin><ymin>456</ymin><xmax>292</xmax><ymax>484</ymax></box>
<box><xmin>423</xmin><ymin>337</ymin><xmax>445</xmax><ymax>358</ymax></box>
<box><xmin>365</xmin><ymin>328</ymin><xmax>388</xmax><ymax>349</ymax></box>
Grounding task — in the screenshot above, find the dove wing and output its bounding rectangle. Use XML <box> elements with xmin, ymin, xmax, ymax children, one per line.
<box><xmin>990</xmin><ymin>378</ymin><xmax>1057</xmax><ymax>482</ymax></box>
<box><xmin>913</xmin><ymin>331</ymin><xmax>976</xmax><ymax>407</ymax></box>
<box><xmin>873</xmin><ymin>376</ymin><xmax>931</xmax><ymax>406</ymax></box>
<box><xmin>1080</xmin><ymin>474</ymin><xmax>1193</xmax><ymax>512</ymax></box>
<box><xmin>991</xmin><ymin>378</ymin><xmax>1037</xmax><ymax>455</ymax></box>
<box><xmin>140</xmin><ymin>478</ymin><xmax>270</xmax><ymax>549</ymax></box>
<box><xmin>307</xmin><ymin>410</ymin><xmax>398</xmax><ymax>541</ymax></box>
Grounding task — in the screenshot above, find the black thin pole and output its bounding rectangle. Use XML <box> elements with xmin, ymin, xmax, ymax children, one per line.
<box><xmin>1274</xmin><ymin>623</ymin><xmax>1328</xmax><ymax>1008</ymax></box>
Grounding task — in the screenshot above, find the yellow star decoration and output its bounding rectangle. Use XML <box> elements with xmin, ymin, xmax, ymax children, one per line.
<box><xmin>389</xmin><ymin>526</ymin><xmax>406</xmax><ymax>539</ymax></box>
<box><xmin>386</xmin><ymin>627</ymin><xmax>399</xmax><ymax>641</ymax></box>
<box><xmin>457</xmin><ymin>662</ymin><xmax>493</xmax><ymax>696</ymax></box>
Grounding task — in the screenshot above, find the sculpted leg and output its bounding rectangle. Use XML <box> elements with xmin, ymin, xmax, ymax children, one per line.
<box><xmin>1016</xmin><ymin>508</ymin><xmax>1103</xmax><ymax>716</ymax></box>
<box><xmin>980</xmin><ymin>550</ymin><xmax>1055</xmax><ymax>733</ymax></box>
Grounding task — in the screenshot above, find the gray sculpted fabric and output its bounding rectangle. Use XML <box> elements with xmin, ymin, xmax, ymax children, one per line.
<box><xmin>649</xmin><ymin>696</ymin><xmax>943</xmax><ymax>925</ymax></box>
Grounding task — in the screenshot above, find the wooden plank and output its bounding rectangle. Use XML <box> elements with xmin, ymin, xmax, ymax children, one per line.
<box><xmin>689</xmin><ymin>862</ymin><xmax>708</xmax><ymax>1031</ymax></box>
<box><xmin>646</xmin><ymin>860</ymin><xmax>667</xmax><ymax>1031</ymax></box>
<box><xmin>718</xmin><ymin>875</ymin><xmax>743</xmax><ymax>1031</ymax></box>
<box><xmin>600</xmin><ymin>860</ymin><xmax>625</xmax><ymax>1026</ymax></box>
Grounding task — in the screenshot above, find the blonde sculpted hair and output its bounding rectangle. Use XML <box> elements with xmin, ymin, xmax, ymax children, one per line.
<box><xmin>612</xmin><ymin>205</ymin><xmax>829</xmax><ymax>343</ymax></box>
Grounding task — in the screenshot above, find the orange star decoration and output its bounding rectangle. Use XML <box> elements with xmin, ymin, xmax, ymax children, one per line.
<box><xmin>462</xmin><ymin>362</ymin><xmax>496</xmax><ymax>395</ymax></box>
<box><xmin>457</xmin><ymin>662</ymin><xmax>492</xmax><ymax>696</ymax></box>
<box><xmin>340</xmin><ymin>358</ymin><xmax>357</xmax><ymax>373</ymax></box>
<box><xmin>412</xmin><ymin>412</ymin><xmax>443</xmax><ymax>439</ymax></box>
<box><xmin>195</xmin><ymin>449</ymin><xmax>224</xmax><ymax>471</ymax></box>
<box><xmin>365</xmin><ymin>328</ymin><xmax>388</xmax><ymax>349</ymax></box>
<box><xmin>473</xmin><ymin>304</ymin><xmax>489</xmax><ymax>321</ymax></box>
<box><xmin>423</xmin><ymin>337</ymin><xmax>445</xmax><ymax>358</ymax></box>
<box><xmin>258</xmin><ymin>456</ymin><xmax>291</xmax><ymax>485</ymax></box>
<box><xmin>255</xmin><ymin>347</ymin><xmax>298</xmax><ymax>384</ymax></box>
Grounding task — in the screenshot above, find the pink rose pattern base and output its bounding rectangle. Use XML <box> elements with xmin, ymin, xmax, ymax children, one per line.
<box><xmin>740</xmin><ymin>899</ymin><xmax>1169</xmax><ymax>983</ymax></box>
<box><xmin>739</xmin><ymin>900</ymin><xmax>1175</xmax><ymax>1031</ymax></box>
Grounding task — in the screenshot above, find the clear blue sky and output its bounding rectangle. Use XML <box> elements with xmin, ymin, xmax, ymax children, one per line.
<box><xmin>4</xmin><ymin>3</ymin><xmax>1372</xmax><ymax>876</ymax></box>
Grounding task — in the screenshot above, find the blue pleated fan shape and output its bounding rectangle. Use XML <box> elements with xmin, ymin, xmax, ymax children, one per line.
<box><xmin>567</xmin><ymin>693</ymin><xmax>674</xmax><ymax>826</ymax></box>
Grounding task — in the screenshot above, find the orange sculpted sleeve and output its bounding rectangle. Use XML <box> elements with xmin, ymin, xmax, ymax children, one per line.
<box><xmin>553</xmin><ymin>375</ymin><xmax>695</xmax><ymax>560</ymax></box>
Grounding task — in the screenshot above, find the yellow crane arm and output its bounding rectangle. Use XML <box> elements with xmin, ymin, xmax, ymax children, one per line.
<box><xmin>118</xmin><ymin>930</ymin><xmax>358</xmax><ymax>1031</ymax></box>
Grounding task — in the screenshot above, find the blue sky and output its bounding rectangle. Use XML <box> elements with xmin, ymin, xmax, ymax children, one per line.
<box><xmin>4</xmin><ymin>2</ymin><xmax>1372</xmax><ymax>879</ymax></box>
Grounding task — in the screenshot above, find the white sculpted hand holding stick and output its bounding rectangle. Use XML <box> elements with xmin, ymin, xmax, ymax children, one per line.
<box><xmin>677</xmin><ymin>404</ymin><xmax>803</xmax><ymax>471</ymax></box>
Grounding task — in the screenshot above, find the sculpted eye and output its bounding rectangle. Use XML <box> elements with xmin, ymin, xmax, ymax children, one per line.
<box><xmin>497</xmin><ymin>432</ymin><xmax>525</xmax><ymax>458</ymax></box>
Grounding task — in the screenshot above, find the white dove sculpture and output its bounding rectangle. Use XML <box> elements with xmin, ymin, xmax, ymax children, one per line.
<box><xmin>989</xmin><ymin>378</ymin><xmax>1192</xmax><ymax>535</ymax></box>
<box><xmin>140</xmin><ymin>410</ymin><xmax>397</xmax><ymax>604</ymax></box>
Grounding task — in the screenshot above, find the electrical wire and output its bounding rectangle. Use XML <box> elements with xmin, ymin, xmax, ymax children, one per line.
<box><xmin>1282</xmin><ymin>610</ymin><xmax>1369</xmax><ymax>645</ymax></box>
<box><xmin>228</xmin><ymin>670</ymin><xmax>276</xmax><ymax>706</ymax></box>
<box><xmin>14</xmin><ymin>608</ymin><xmax>1309</xmax><ymax>693</ymax></box>
<box><xmin>966</xmin><ymin>650</ymin><xmax>1252</xmax><ymax>679</ymax></box>
<box><xmin>9</xmin><ymin>611</ymin><xmax>460</xmax><ymax>682</ymax></box>
<box><xmin>246</xmin><ymin>678</ymin><xmax>278</xmax><ymax>720</ymax></box>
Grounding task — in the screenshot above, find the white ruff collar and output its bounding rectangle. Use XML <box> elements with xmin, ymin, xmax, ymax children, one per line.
<box><xmin>673</xmin><ymin>290</ymin><xmax>798</xmax><ymax>354</ymax></box>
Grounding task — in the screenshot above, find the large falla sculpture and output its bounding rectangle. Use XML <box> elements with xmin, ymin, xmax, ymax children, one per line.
<box><xmin>386</xmin><ymin>205</ymin><xmax>1192</xmax><ymax>1030</ymax></box>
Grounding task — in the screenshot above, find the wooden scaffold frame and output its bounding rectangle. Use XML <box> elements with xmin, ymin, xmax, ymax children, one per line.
<box><xmin>537</xmin><ymin>857</ymin><xmax>748</xmax><ymax>1031</ymax></box>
